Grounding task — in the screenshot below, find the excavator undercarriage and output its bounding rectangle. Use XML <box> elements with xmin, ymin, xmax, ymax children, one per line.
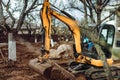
<box><xmin>29</xmin><ymin>57</ymin><xmax>120</xmax><ymax>80</ymax></box>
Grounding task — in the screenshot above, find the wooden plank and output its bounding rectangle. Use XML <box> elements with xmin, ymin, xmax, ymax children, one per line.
<box><xmin>0</xmin><ymin>43</ymin><xmax>8</xmax><ymax>47</ymax></box>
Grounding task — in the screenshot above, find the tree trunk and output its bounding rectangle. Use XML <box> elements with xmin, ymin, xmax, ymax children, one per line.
<box><xmin>8</xmin><ymin>33</ymin><xmax>16</xmax><ymax>61</ymax></box>
<box><xmin>0</xmin><ymin>0</ymin><xmax>4</xmax><ymax>25</ymax></box>
<box><xmin>97</xmin><ymin>13</ymin><xmax>101</xmax><ymax>25</ymax></box>
<box><xmin>89</xmin><ymin>8</ymin><xmax>96</xmax><ymax>23</ymax></box>
<box><xmin>116</xmin><ymin>6</ymin><xmax>120</xmax><ymax>27</ymax></box>
<box><xmin>94</xmin><ymin>44</ymin><xmax>113</xmax><ymax>80</ymax></box>
<box><xmin>16</xmin><ymin>14</ymin><xmax>26</xmax><ymax>31</ymax></box>
<box><xmin>83</xmin><ymin>0</ymin><xmax>88</xmax><ymax>28</ymax></box>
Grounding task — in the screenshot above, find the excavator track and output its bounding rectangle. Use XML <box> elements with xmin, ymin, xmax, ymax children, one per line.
<box><xmin>68</xmin><ymin>62</ymin><xmax>120</xmax><ymax>80</ymax></box>
<box><xmin>84</xmin><ymin>66</ymin><xmax>120</xmax><ymax>80</ymax></box>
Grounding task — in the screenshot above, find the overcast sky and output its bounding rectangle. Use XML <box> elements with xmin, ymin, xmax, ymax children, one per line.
<box><xmin>8</xmin><ymin>0</ymin><xmax>84</xmax><ymax>24</ymax></box>
<box><xmin>5</xmin><ymin>0</ymin><xmax>119</xmax><ymax>26</ymax></box>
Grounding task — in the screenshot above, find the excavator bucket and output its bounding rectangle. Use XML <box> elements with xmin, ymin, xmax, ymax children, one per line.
<box><xmin>29</xmin><ymin>58</ymin><xmax>76</xmax><ymax>80</ymax></box>
<box><xmin>29</xmin><ymin>58</ymin><xmax>52</xmax><ymax>78</ymax></box>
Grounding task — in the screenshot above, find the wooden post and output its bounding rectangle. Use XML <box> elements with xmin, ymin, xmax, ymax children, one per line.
<box><xmin>8</xmin><ymin>33</ymin><xmax>16</xmax><ymax>61</ymax></box>
<box><xmin>35</xmin><ymin>38</ymin><xmax>37</xmax><ymax>43</ymax></box>
<box><xmin>51</xmin><ymin>39</ymin><xmax>54</xmax><ymax>47</ymax></box>
<box><xmin>34</xmin><ymin>33</ymin><xmax>37</xmax><ymax>43</ymax></box>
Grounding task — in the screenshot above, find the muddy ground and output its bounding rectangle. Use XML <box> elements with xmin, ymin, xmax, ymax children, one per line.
<box><xmin>0</xmin><ymin>37</ymin><xmax>120</xmax><ymax>80</ymax></box>
<box><xmin>0</xmin><ymin>37</ymin><xmax>76</xmax><ymax>80</ymax></box>
<box><xmin>0</xmin><ymin>37</ymin><xmax>48</xmax><ymax>80</ymax></box>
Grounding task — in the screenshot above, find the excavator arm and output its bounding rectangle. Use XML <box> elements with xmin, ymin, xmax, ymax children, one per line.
<box><xmin>38</xmin><ymin>0</ymin><xmax>51</xmax><ymax>61</ymax></box>
<box><xmin>39</xmin><ymin>0</ymin><xmax>113</xmax><ymax>67</ymax></box>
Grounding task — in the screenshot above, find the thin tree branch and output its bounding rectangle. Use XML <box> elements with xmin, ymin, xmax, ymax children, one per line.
<box><xmin>101</xmin><ymin>0</ymin><xmax>111</xmax><ymax>9</ymax></box>
<box><xmin>1</xmin><ymin>1</ymin><xmax>15</xmax><ymax>28</ymax></box>
<box><xmin>25</xmin><ymin>0</ymin><xmax>38</xmax><ymax>14</ymax></box>
<box><xmin>92</xmin><ymin>10</ymin><xmax>115</xmax><ymax>31</ymax></box>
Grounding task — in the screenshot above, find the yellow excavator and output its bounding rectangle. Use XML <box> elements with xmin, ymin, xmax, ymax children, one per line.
<box><xmin>29</xmin><ymin>0</ymin><xmax>120</xmax><ymax>80</ymax></box>
<box><xmin>38</xmin><ymin>0</ymin><xmax>113</xmax><ymax>67</ymax></box>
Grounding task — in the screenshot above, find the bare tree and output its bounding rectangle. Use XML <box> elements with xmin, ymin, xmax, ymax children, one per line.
<box><xmin>0</xmin><ymin>0</ymin><xmax>4</xmax><ymax>25</ymax></box>
<box><xmin>116</xmin><ymin>6</ymin><xmax>120</xmax><ymax>27</ymax></box>
<box><xmin>2</xmin><ymin>0</ymin><xmax>15</xmax><ymax>31</ymax></box>
<box><xmin>78</xmin><ymin>1</ymin><xmax>120</xmax><ymax>80</ymax></box>
<box><xmin>16</xmin><ymin>0</ymin><xmax>38</xmax><ymax>32</ymax></box>
<box><xmin>1</xmin><ymin>0</ymin><xmax>42</xmax><ymax>33</ymax></box>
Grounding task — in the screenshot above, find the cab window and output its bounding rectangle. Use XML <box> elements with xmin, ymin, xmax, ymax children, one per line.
<box><xmin>116</xmin><ymin>40</ymin><xmax>120</xmax><ymax>47</ymax></box>
<box><xmin>101</xmin><ymin>24</ymin><xmax>115</xmax><ymax>46</ymax></box>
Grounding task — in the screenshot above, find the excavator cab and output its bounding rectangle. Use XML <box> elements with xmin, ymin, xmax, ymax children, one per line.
<box><xmin>100</xmin><ymin>21</ymin><xmax>120</xmax><ymax>59</ymax></box>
